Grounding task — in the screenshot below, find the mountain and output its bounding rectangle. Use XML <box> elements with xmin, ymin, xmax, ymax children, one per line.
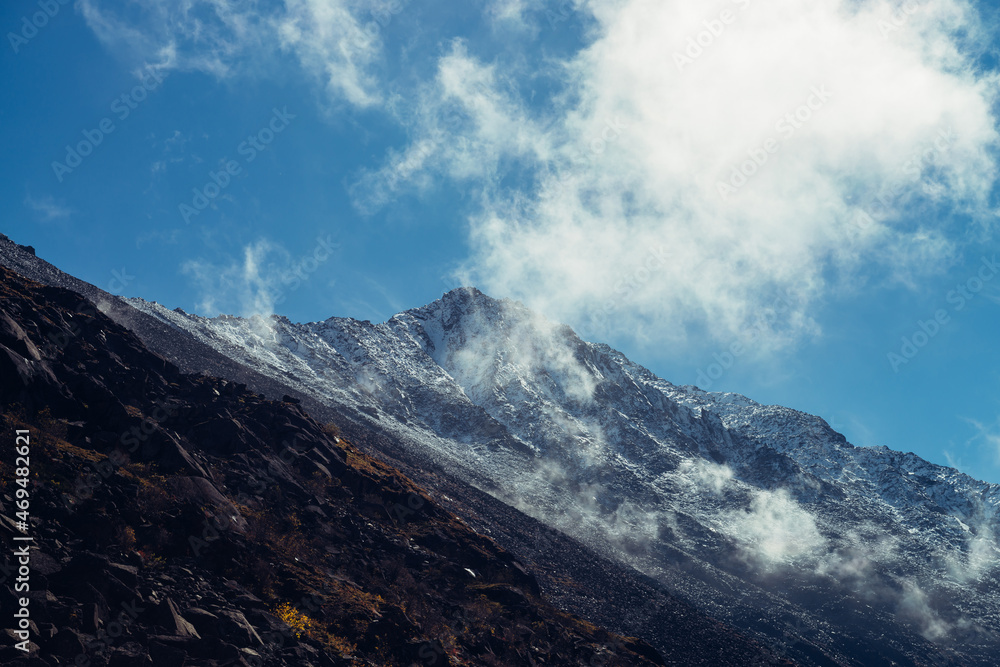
<box><xmin>121</xmin><ymin>287</ymin><xmax>1000</xmax><ymax>666</ymax></box>
<box><xmin>0</xmin><ymin>238</ymin><xmax>798</xmax><ymax>665</ymax></box>
<box><xmin>3</xmin><ymin>232</ymin><xmax>998</xmax><ymax>665</ymax></box>
<box><xmin>0</xmin><ymin>261</ymin><xmax>693</xmax><ymax>665</ymax></box>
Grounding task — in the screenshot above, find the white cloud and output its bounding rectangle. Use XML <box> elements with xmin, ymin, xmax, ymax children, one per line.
<box><xmin>181</xmin><ymin>239</ymin><xmax>285</xmax><ymax>318</ymax></box>
<box><xmin>24</xmin><ymin>194</ymin><xmax>72</xmax><ymax>222</ymax></box>
<box><xmin>180</xmin><ymin>235</ymin><xmax>338</xmax><ymax>320</ymax></box>
<box><xmin>78</xmin><ymin>0</ymin><xmax>381</xmax><ymax>107</ymax></box>
<box><xmin>720</xmin><ymin>488</ymin><xmax>827</xmax><ymax>565</ymax></box>
<box><xmin>369</xmin><ymin>0</ymin><xmax>1000</xmax><ymax>349</ymax></box>
<box><xmin>78</xmin><ymin>0</ymin><xmax>266</xmax><ymax>76</ymax></box>
<box><xmin>678</xmin><ymin>457</ymin><xmax>734</xmax><ymax>494</ymax></box>
<box><xmin>349</xmin><ymin>40</ymin><xmax>555</xmax><ymax>213</ymax></box>
<box><xmin>274</xmin><ymin>0</ymin><xmax>383</xmax><ymax>108</ymax></box>
<box><xmin>349</xmin><ymin>137</ymin><xmax>442</xmax><ymax>214</ymax></box>
<box><xmin>898</xmin><ymin>580</ymin><xmax>951</xmax><ymax>641</ymax></box>
<box><xmin>943</xmin><ymin>524</ymin><xmax>1000</xmax><ymax>583</ymax></box>
<box><xmin>485</xmin><ymin>0</ymin><xmax>541</xmax><ymax>32</ymax></box>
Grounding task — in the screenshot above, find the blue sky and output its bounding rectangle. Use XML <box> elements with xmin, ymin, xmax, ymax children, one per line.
<box><xmin>3</xmin><ymin>0</ymin><xmax>1000</xmax><ymax>483</ymax></box>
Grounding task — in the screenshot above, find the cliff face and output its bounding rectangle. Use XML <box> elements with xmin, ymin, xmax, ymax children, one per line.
<box><xmin>0</xmin><ymin>264</ymin><xmax>674</xmax><ymax>666</ymax></box>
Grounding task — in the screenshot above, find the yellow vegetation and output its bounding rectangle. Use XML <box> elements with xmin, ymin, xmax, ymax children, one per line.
<box><xmin>118</xmin><ymin>526</ymin><xmax>137</xmax><ymax>550</ymax></box>
<box><xmin>274</xmin><ymin>602</ymin><xmax>316</xmax><ymax>639</ymax></box>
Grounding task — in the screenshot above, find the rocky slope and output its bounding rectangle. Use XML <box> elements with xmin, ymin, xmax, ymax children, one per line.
<box><xmin>0</xmin><ymin>263</ymin><xmax>684</xmax><ymax>666</ymax></box>
<box><xmin>0</xmin><ymin>231</ymin><xmax>800</xmax><ymax>667</ymax></box>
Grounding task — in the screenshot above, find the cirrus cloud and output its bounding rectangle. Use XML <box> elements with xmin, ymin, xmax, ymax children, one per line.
<box><xmin>78</xmin><ymin>0</ymin><xmax>383</xmax><ymax>106</ymax></box>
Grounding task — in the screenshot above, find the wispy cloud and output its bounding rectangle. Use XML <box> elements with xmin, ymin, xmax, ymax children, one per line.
<box><xmin>485</xmin><ymin>0</ymin><xmax>540</xmax><ymax>33</ymax></box>
<box><xmin>77</xmin><ymin>0</ymin><xmax>266</xmax><ymax>76</ymax></box>
<box><xmin>963</xmin><ymin>416</ymin><xmax>1000</xmax><ymax>464</ymax></box>
<box><xmin>181</xmin><ymin>235</ymin><xmax>338</xmax><ymax>318</ymax></box>
<box><xmin>24</xmin><ymin>193</ymin><xmax>72</xmax><ymax>222</ymax></box>
<box><xmin>677</xmin><ymin>458</ymin><xmax>734</xmax><ymax>495</ymax></box>
<box><xmin>274</xmin><ymin>0</ymin><xmax>384</xmax><ymax>108</ymax></box>
<box><xmin>349</xmin><ymin>39</ymin><xmax>554</xmax><ymax>213</ymax></box>
<box><xmin>898</xmin><ymin>580</ymin><xmax>951</xmax><ymax>641</ymax></box>
<box><xmin>182</xmin><ymin>239</ymin><xmax>283</xmax><ymax>317</ymax></box>
<box><xmin>78</xmin><ymin>0</ymin><xmax>381</xmax><ymax>107</ymax></box>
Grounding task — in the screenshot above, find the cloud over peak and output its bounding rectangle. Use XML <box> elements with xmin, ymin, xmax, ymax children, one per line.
<box><xmin>364</xmin><ymin>0</ymin><xmax>1000</xmax><ymax>350</ymax></box>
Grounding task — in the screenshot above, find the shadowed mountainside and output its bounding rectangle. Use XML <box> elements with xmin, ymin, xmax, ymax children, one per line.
<box><xmin>0</xmin><ymin>263</ymin><xmax>676</xmax><ymax>666</ymax></box>
<box><xmin>0</xmin><ymin>231</ymin><xmax>797</xmax><ymax>667</ymax></box>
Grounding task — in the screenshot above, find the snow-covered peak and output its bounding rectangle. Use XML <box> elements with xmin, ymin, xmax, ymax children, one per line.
<box><xmin>122</xmin><ymin>287</ymin><xmax>1000</xmax><ymax>665</ymax></box>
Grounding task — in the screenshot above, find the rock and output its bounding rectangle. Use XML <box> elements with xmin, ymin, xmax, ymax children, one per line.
<box><xmin>187</xmin><ymin>417</ymin><xmax>258</xmax><ymax>456</ymax></box>
<box><xmin>81</xmin><ymin>602</ymin><xmax>102</xmax><ymax>633</ymax></box>
<box><xmin>107</xmin><ymin>562</ymin><xmax>139</xmax><ymax>588</ymax></box>
<box><xmin>25</xmin><ymin>592</ymin><xmax>57</xmax><ymax>625</ymax></box>
<box><xmin>150</xmin><ymin>598</ymin><xmax>200</xmax><ymax>639</ymax></box>
<box><xmin>217</xmin><ymin>609</ymin><xmax>263</xmax><ymax>646</ymax></box>
<box><xmin>233</xmin><ymin>593</ymin><xmax>264</xmax><ymax>609</ymax></box>
<box><xmin>109</xmin><ymin>642</ymin><xmax>154</xmax><ymax>666</ymax></box>
<box><xmin>137</xmin><ymin>428</ymin><xmax>210</xmax><ymax>478</ymax></box>
<box><xmin>475</xmin><ymin>584</ymin><xmax>531</xmax><ymax>610</ymax></box>
<box><xmin>56</xmin><ymin>551</ymin><xmax>109</xmax><ymax>582</ymax></box>
<box><xmin>45</xmin><ymin>627</ymin><xmax>85</xmax><ymax>655</ymax></box>
<box><xmin>147</xmin><ymin>636</ymin><xmax>189</xmax><ymax>667</ymax></box>
<box><xmin>166</xmin><ymin>476</ymin><xmax>247</xmax><ymax>532</ymax></box>
<box><xmin>239</xmin><ymin>647</ymin><xmax>264</xmax><ymax>665</ymax></box>
<box><xmin>0</xmin><ymin>344</ymin><xmax>66</xmax><ymax>413</ymax></box>
<box><xmin>33</xmin><ymin>623</ymin><xmax>57</xmax><ymax>641</ymax></box>
<box><xmin>246</xmin><ymin>609</ymin><xmax>296</xmax><ymax>647</ymax></box>
<box><xmin>2</xmin><ymin>628</ymin><xmax>39</xmax><ymax>655</ymax></box>
<box><xmin>0</xmin><ymin>312</ymin><xmax>41</xmax><ymax>361</ymax></box>
<box><xmin>623</xmin><ymin>637</ymin><xmax>668</xmax><ymax>666</ymax></box>
<box><xmin>180</xmin><ymin>607</ymin><xmax>218</xmax><ymax>637</ymax></box>
<box><xmin>193</xmin><ymin>637</ymin><xmax>244</xmax><ymax>662</ymax></box>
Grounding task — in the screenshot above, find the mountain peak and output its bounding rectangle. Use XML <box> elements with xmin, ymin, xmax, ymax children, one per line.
<box><xmin>55</xmin><ymin>261</ymin><xmax>1000</xmax><ymax>667</ymax></box>
<box><xmin>441</xmin><ymin>285</ymin><xmax>487</xmax><ymax>300</ymax></box>
<box><xmin>435</xmin><ymin>286</ymin><xmax>507</xmax><ymax>314</ymax></box>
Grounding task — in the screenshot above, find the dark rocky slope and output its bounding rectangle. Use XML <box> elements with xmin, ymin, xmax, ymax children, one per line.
<box><xmin>0</xmin><ymin>232</ymin><xmax>795</xmax><ymax>666</ymax></box>
<box><xmin>0</xmin><ymin>263</ymin><xmax>670</xmax><ymax>666</ymax></box>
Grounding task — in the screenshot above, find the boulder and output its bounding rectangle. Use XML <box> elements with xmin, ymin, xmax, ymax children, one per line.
<box><xmin>180</xmin><ymin>607</ymin><xmax>218</xmax><ymax>638</ymax></box>
<box><xmin>150</xmin><ymin>598</ymin><xmax>200</xmax><ymax>639</ymax></box>
<box><xmin>217</xmin><ymin>609</ymin><xmax>263</xmax><ymax>646</ymax></box>
<box><xmin>166</xmin><ymin>476</ymin><xmax>247</xmax><ymax>533</ymax></box>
